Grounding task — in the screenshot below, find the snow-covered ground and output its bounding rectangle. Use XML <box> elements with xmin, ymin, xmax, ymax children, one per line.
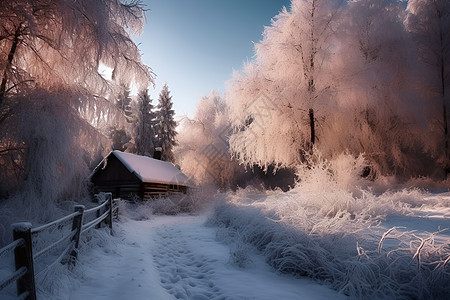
<box><xmin>64</xmin><ymin>214</ymin><xmax>344</xmax><ymax>300</ymax></box>
<box><xmin>207</xmin><ymin>188</ymin><xmax>450</xmax><ymax>299</ymax></box>
<box><xmin>1</xmin><ymin>187</ymin><xmax>449</xmax><ymax>299</ymax></box>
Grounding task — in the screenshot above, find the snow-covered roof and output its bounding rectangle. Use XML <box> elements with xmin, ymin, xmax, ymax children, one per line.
<box><xmin>98</xmin><ymin>150</ymin><xmax>190</xmax><ymax>186</ymax></box>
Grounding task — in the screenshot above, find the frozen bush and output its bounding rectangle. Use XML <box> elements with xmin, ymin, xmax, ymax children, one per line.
<box><xmin>228</xmin><ymin>233</ymin><xmax>254</xmax><ymax>269</ymax></box>
<box><xmin>148</xmin><ymin>197</ymin><xmax>180</xmax><ymax>215</ymax></box>
<box><xmin>208</xmin><ymin>188</ymin><xmax>450</xmax><ymax>299</ymax></box>
<box><xmin>114</xmin><ymin>189</ymin><xmax>214</xmax><ymax>220</ymax></box>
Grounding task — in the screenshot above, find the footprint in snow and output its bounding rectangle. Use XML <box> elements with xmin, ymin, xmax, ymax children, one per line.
<box><xmin>153</xmin><ymin>226</ymin><xmax>228</xmax><ymax>300</ymax></box>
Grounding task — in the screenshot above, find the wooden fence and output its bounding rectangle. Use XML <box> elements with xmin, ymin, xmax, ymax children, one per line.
<box><xmin>0</xmin><ymin>193</ymin><xmax>118</xmax><ymax>300</ymax></box>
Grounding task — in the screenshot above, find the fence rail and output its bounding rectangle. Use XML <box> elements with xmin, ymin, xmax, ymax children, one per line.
<box><xmin>30</xmin><ymin>211</ymin><xmax>81</xmax><ymax>236</ymax></box>
<box><xmin>33</xmin><ymin>230</ymin><xmax>77</xmax><ymax>261</ymax></box>
<box><xmin>82</xmin><ymin>210</ymin><xmax>110</xmax><ymax>234</ymax></box>
<box><xmin>0</xmin><ymin>193</ymin><xmax>118</xmax><ymax>300</ymax></box>
<box><xmin>0</xmin><ymin>239</ymin><xmax>24</xmax><ymax>259</ymax></box>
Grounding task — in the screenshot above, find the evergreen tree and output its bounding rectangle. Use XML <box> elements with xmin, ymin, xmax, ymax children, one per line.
<box><xmin>156</xmin><ymin>83</ymin><xmax>177</xmax><ymax>162</ymax></box>
<box><xmin>109</xmin><ymin>127</ymin><xmax>131</xmax><ymax>152</ymax></box>
<box><xmin>116</xmin><ymin>83</ymin><xmax>133</xmax><ymax>122</ymax></box>
<box><xmin>107</xmin><ymin>83</ymin><xmax>134</xmax><ymax>151</ymax></box>
<box><xmin>135</xmin><ymin>89</ymin><xmax>157</xmax><ymax>156</ymax></box>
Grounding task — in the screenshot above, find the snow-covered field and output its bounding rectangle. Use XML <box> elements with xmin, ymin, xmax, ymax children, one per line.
<box><xmin>1</xmin><ymin>187</ymin><xmax>449</xmax><ymax>299</ymax></box>
<box><xmin>208</xmin><ymin>187</ymin><xmax>450</xmax><ymax>299</ymax></box>
<box><xmin>42</xmin><ymin>213</ymin><xmax>345</xmax><ymax>299</ymax></box>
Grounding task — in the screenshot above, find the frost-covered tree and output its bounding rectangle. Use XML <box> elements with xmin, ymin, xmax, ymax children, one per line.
<box><xmin>176</xmin><ymin>91</ymin><xmax>239</xmax><ymax>188</ymax></box>
<box><xmin>0</xmin><ymin>0</ymin><xmax>152</xmax><ymax>150</ymax></box>
<box><xmin>156</xmin><ymin>83</ymin><xmax>177</xmax><ymax>162</ymax></box>
<box><xmin>0</xmin><ymin>90</ymin><xmax>109</xmax><ymax>232</ymax></box>
<box><xmin>0</xmin><ymin>0</ymin><xmax>151</xmax><ymax>161</ymax></box>
<box><xmin>227</xmin><ymin>0</ymin><xmax>443</xmax><ymax>178</ymax></box>
<box><xmin>287</xmin><ymin>0</ymin><xmax>343</xmax><ymax>149</ymax></box>
<box><xmin>406</xmin><ymin>0</ymin><xmax>450</xmax><ymax>176</ymax></box>
<box><xmin>0</xmin><ymin>0</ymin><xmax>153</xmax><ymax>242</ymax></box>
<box><xmin>325</xmin><ymin>0</ymin><xmax>428</xmax><ymax>176</ymax></box>
<box><xmin>116</xmin><ymin>83</ymin><xmax>134</xmax><ymax>122</ymax></box>
<box><xmin>107</xmin><ymin>83</ymin><xmax>135</xmax><ymax>151</ymax></box>
<box><xmin>0</xmin><ymin>0</ymin><xmax>151</xmax><ymax>105</ymax></box>
<box><xmin>109</xmin><ymin>127</ymin><xmax>131</xmax><ymax>152</ymax></box>
<box><xmin>228</xmin><ymin>0</ymin><xmax>344</xmax><ymax>170</ymax></box>
<box><xmin>135</xmin><ymin>89</ymin><xmax>156</xmax><ymax>156</ymax></box>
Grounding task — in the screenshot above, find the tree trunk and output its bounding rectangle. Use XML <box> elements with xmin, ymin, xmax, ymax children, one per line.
<box><xmin>309</xmin><ymin>108</ymin><xmax>315</xmax><ymax>146</ymax></box>
<box><xmin>444</xmin><ymin>103</ymin><xmax>448</xmax><ymax>157</ymax></box>
<box><xmin>0</xmin><ymin>23</ymin><xmax>23</xmax><ymax>107</ymax></box>
<box><xmin>438</xmin><ymin>20</ymin><xmax>449</xmax><ymax>177</ymax></box>
<box><xmin>308</xmin><ymin>1</ymin><xmax>317</xmax><ymax>153</ymax></box>
<box><xmin>443</xmin><ymin>86</ymin><xmax>449</xmax><ymax>177</ymax></box>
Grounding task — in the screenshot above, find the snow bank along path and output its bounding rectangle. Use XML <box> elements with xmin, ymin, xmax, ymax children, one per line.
<box><xmin>69</xmin><ymin>214</ymin><xmax>346</xmax><ymax>300</ymax></box>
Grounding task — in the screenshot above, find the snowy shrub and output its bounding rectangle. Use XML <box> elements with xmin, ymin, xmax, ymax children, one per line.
<box><xmin>228</xmin><ymin>234</ymin><xmax>254</xmax><ymax>269</ymax></box>
<box><xmin>112</xmin><ymin>188</ymin><xmax>216</xmax><ymax>221</ymax></box>
<box><xmin>117</xmin><ymin>200</ymin><xmax>155</xmax><ymax>220</ymax></box>
<box><xmin>168</xmin><ymin>193</ymin><xmax>200</xmax><ymax>213</ymax></box>
<box><xmin>208</xmin><ymin>188</ymin><xmax>450</xmax><ymax>299</ymax></box>
<box><xmin>148</xmin><ymin>189</ymin><xmax>217</xmax><ymax>215</ymax></box>
<box><xmin>149</xmin><ymin>197</ymin><xmax>181</xmax><ymax>215</ymax></box>
<box><xmin>295</xmin><ymin>151</ymin><xmax>372</xmax><ymax>193</ymax></box>
<box><xmin>171</xmin><ymin>185</ymin><xmax>224</xmax><ymax>213</ymax></box>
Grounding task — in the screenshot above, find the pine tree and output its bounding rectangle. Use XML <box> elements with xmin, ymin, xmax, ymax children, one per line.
<box><xmin>156</xmin><ymin>83</ymin><xmax>177</xmax><ymax>162</ymax></box>
<box><xmin>107</xmin><ymin>83</ymin><xmax>133</xmax><ymax>151</ymax></box>
<box><xmin>116</xmin><ymin>83</ymin><xmax>133</xmax><ymax>122</ymax></box>
<box><xmin>109</xmin><ymin>127</ymin><xmax>131</xmax><ymax>152</ymax></box>
<box><xmin>135</xmin><ymin>89</ymin><xmax>156</xmax><ymax>156</ymax></box>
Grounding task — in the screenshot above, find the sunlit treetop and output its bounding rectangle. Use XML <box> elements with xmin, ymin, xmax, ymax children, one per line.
<box><xmin>0</xmin><ymin>0</ymin><xmax>153</xmax><ymax>103</ymax></box>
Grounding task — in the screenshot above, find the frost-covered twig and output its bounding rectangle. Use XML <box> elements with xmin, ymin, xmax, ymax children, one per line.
<box><xmin>356</xmin><ymin>241</ymin><xmax>369</xmax><ymax>259</ymax></box>
<box><xmin>443</xmin><ymin>255</ymin><xmax>450</xmax><ymax>268</ymax></box>
<box><xmin>378</xmin><ymin>227</ymin><xmax>405</xmax><ymax>254</ymax></box>
<box><xmin>411</xmin><ymin>228</ymin><xmax>449</xmax><ymax>272</ymax></box>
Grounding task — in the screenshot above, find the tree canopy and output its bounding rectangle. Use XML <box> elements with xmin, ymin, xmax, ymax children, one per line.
<box><xmin>0</xmin><ymin>0</ymin><xmax>153</xmax><ymax>230</ymax></box>
<box><xmin>226</xmin><ymin>0</ymin><xmax>450</xmax><ymax>179</ymax></box>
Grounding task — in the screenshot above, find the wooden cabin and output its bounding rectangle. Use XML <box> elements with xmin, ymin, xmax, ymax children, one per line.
<box><xmin>90</xmin><ymin>150</ymin><xmax>190</xmax><ymax>200</ymax></box>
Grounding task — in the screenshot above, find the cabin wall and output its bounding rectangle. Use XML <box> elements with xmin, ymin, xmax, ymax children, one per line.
<box><xmin>91</xmin><ymin>153</ymin><xmax>189</xmax><ymax>200</ymax></box>
<box><xmin>142</xmin><ymin>183</ymin><xmax>188</xmax><ymax>200</ymax></box>
<box><xmin>91</xmin><ymin>155</ymin><xmax>141</xmax><ymax>199</ymax></box>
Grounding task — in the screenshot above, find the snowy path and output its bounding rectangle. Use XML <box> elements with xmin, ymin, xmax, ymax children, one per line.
<box><xmin>67</xmin><ymin>214</ymin><xmax>346</xmax><ymax>300</ymax></box>
<box><xmin>153</xmin><ymin>224</ymin><xmax>225</xmax><ymax>299</ymax></box>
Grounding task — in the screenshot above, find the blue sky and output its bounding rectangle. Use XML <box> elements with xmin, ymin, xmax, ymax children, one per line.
<box><xmin>134</xmin><ymin>0</ymin><xmax>291</xmax><ymax>118</ymax></box>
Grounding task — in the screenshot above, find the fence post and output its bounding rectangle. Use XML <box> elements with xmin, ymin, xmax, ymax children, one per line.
<box><xmin>96</xmin><ymin>207</ymin><xmax>102</xmax><ymax>229</ymax></box>
<box><xmin>12</xmin><ymin>222</ymin><xmax>36</xmax><ymax>300</ymax></box>
<box><xmin>95</xmin><ymin>194</ymin><xmax>102</xmax><ymax>229</ymax></box>
<box><xmin>70</xmin><ymin>205</ymin><xmax>85</xmax><ymax>264</ymax></box>
<box><xmin>107</xmin><ymin>194</ymin><xmax>113</xmax><ymax>235</ymax></box>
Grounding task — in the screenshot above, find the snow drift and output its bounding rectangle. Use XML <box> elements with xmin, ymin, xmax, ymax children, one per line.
<box><xmin>207</xmin><ymin>156</ymin><xmax>450</xmax><ymax>299</ymax></box>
